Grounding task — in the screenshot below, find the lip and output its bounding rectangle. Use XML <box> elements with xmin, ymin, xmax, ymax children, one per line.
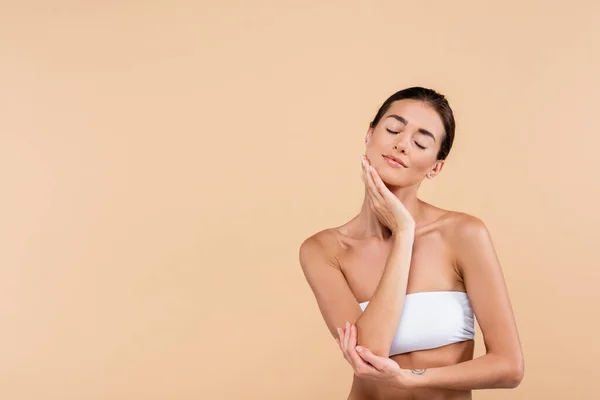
<box><xmin>383</xmin><ymin>155</ymin><xmax>408</xmax><ymax>168</ymax></box>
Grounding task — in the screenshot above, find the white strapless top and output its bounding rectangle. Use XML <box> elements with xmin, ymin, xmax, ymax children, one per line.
<box><xmin>359</xmin><ymin>291</ymin><xmax>475</xmax><ymax>356</ymax></box>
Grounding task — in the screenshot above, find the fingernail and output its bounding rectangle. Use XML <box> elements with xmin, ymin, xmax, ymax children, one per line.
<box><xmin>337</xmin><ymin>328</ymin><xmax>341</xmax><ymax>337</ymax></box>
<box><xmin>346</xmin><ymin>321</ymin><xmax>350</xmax><ymax>329</ymax></box>
<box><xmin>356</xmin><ymin>346</ymin><xmax>363</xmax><ymax>352</ymax></box>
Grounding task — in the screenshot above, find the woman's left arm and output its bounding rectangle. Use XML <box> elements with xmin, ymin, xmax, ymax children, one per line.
<box><xmin>409</xmin><ymin>214</ymin><xmax>524</xmax><ymax>390</ymax></box>
<box><xmin>339</xmin><ymin>214</ymin><xmax>524</xmax><ymax>390</ymax></box>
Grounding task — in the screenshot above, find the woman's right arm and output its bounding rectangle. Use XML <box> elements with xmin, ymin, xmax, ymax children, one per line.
<box><xmin>355</xmin><ymin>231</ymin><xmax>414</xmax><ymax>356</ymax></box>
<box><xmin>301</xmin><ymin>156</ymin><xmax>415</xmax><ymax>357</ymax></box>
<box><xmin>299</xmin><ymin>230</ymin><xmax>414</xmax><ymax>358</ymax></box>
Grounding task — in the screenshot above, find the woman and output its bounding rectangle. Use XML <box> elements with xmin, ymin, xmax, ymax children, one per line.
<box><xmin>299</xmin><ymin>87</ymin><xmax>524</xmax><ymax>399</ymax></box>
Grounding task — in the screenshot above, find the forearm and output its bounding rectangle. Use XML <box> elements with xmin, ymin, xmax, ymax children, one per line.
<box><xmin>355</xmin><ymin>232</ymin><xmax>414</xmax><ymax>356</ymax></box>
<box><xmin>403</xmin><ymin>353</ymin><xmax>525</xmax><ymax>391</ymax></box>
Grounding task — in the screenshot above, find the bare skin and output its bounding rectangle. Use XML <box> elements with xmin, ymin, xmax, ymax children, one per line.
<box><xmin>319</xmin><ymin>206</ymin><xmax>476</xmax><ymax>399</ymax></box>
<box><xmin>299</xmin><ymin>99</ymin><xmax>523</xmax><ymax>399</ymax></box>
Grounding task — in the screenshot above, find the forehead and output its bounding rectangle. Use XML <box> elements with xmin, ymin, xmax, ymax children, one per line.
<box><xmin>384</xmin><ymin>99</ymin><xmax>445</xmax><ymax>138</ymax></box>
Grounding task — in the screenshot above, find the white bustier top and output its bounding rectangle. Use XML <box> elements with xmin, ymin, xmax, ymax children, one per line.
<box><xmin>359</xmin><ymin>291</ymin><xmax>475</xmax><ymax>356</ymax></box>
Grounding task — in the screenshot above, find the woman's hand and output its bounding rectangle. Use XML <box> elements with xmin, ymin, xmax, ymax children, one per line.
<box><xmin>336</xmin><ymin>322</ymin><xmax>415</xmax><ymax>389</ymax></box>
<box><xmin>361</xmin><ymin>155</ymin><xmax>415</xmax><ymax>235</ymax></box>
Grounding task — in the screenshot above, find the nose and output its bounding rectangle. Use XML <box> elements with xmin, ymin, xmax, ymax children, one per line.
<box><xmin>393</xmin><ymin>133</ymin><xmax>410</xmax><ymax>153</ymax></box>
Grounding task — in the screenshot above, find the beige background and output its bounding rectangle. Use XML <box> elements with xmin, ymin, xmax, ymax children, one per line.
<box><xmin>1</xmin><ymin>1</ymin><xmax>599</xmax><ymax>399</ymax></box>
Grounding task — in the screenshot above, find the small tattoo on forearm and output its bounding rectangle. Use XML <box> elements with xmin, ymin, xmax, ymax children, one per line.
<box><xmin>411</xmin><ymin>368</ymin><xmax>427</xmax><ymax>375</ymax></box>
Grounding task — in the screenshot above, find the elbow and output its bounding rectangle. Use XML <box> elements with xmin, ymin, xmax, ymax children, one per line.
<box><xmin>354</xmin><ymin>324</ymin><xmax>390</xmax><ymax>358</ymax></box>
<box><xmin>356</xmin><ymin>340</ymin><xmax>390</xmax><ymax>357</ymax></box>
<box><xmin>366</xmin><ymin>346</ymin><xmax>390</xmax><ymax>358</ymax></box>
<box><xmin>355</xmin><ymin>338</ymin><xmax>389</xmax><ymax>358</ymax></box>
<box><xmin>501</xmin><ymin>357</ymin><xmax>525</xmax><ymax>389</ymax></box>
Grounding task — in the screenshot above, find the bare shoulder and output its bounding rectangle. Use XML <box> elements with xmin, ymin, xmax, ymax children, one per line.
<box><xmin>298</xmin><ymin>227</ymin><xmax>366</xmax><ymax>339</ymax></box>
<box><xmin>432</xmin><ymin>210</ymin><xmax>493</xmax><ymax>262</ymax></box>
<box><xmin>439</xmin><ymin>210</ymin><xmax>490</xmax><ymax>240</ymax></box>
<box><xmin>440</xmin><ymin>211</ymin><xmax>499</xmax><ymax>277</ymax></box>
<box><xmin>298</xmin><ymin>228</ymin><xmax>343</xmax><ymax>270</ymax></box>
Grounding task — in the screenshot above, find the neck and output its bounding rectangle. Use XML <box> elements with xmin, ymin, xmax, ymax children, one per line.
<box><xmin>354</xmin><ymin>184</ymin><xmax>424</xmax><ymax>240</ymax></box>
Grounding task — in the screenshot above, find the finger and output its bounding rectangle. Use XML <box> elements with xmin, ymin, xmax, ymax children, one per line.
<box><xmin>361</xmin><ymin>156</ymin><xmax>371</xmax><ymax>188</ymax></box>
<box><xmin>348</xmin><ymin>332</ymin><xmax>379</xmax><ymax>377</ymax></box>
<box><xmin>349</xmin><ymin>346</ymin><xmax>371</xmax><ymax>374</ymax></box>
<box><xmin>347</xmin><ymin>325</ymin><xmax>366</xmax><ymax>372</ymax></box>
<box><xmin>356</xmin><ymin>346</ymin><xmax>385</xmax><ymax>371</ymax></box>
<box><xmin>366</xmin><ymin>166</ymin><xmax>385</xmax><ymax>204</ymax></box>
<box><xmin>361</xmin><ymin>159</ymin><xmax>386</xmax><ymax>218</ymax></box>
<box><xmin>338</xmin><ymin>327</ymin><xmax>350</xmax><ymax>359</ymax></box>
<box><xmin>344</xmin><ymin>328</ymin><xmax>354</xmax><ymax>361</ymax></box>
<box><xmin>368</xmin><ymin>166</ymin><xmax>387</xmax><ymax>201</ymax></box>
<box><xmin>361</xmin><ymin>159</ymin><xmax>373</xmax><ymax>195</ymax></box>
<box><xmin>344</xmin><ymin>322</ymin><xmax>351</xmax><ymax>354</ymax></box>
<box><xmin>343</xmin><ymin>332</ymin><xmax>356</xmax><ymax>366</ymax></box>
<box><xmin>366</xmin><ymin>178</ymin><xmax>385</xmax><ymax>218</ymax></box>
<box><xmin>348</xmin><ymin>325</ymin><xmax>365</xmax><ymax>367</ymax></box>
<box><xmin>350</xmin><ymin>324</ymin><xmax>358</xmax><ymax>348</ymax></box>
<box><xmin>338</xmin><ymin>327</ymin><xmax>347</xmax><ymax>355</ymax></box>
<box><xmin>349</xmin><ymin>324</ymin><xmax>363</xmax><ymax>366</ymax></box>
<box><xmin>363</xmin><ymin>166</ymin><xmax>382</xmax><ymax>207</ymax></box>
<box><xmin>369</xmin><ymin>166</ymin><xmax>385</xmax><ymax>192</ymax></box>
<box><xmin>360</xmin><ymin>155</ymin><xmax>366</xmax><ymax>174</ymax></box>
<box><xmin>361</xmin><ymin>154</ymin><xmax>371</xmax><ymax>167</ymax></box>
<box><xmin>361</xmin><ymin>154</ymin><xmax>371</xmax><ymax>172</ymax></box>
<box><xmin>361</xmin><ymin>156</ymin><xmax>374</xmax><ymax>188</ymax></box>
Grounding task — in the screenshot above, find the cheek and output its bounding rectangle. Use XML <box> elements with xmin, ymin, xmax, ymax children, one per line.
<box><xmin>409</xmin><ymin>154</ymin><xmax>436</xmax><ymax>172</ymax></box>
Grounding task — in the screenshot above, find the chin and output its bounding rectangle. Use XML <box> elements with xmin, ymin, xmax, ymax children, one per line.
<box><xmin>375</xmin><ymin>165</ymin><xmax>403</xmax><ymax>182</ymax></box>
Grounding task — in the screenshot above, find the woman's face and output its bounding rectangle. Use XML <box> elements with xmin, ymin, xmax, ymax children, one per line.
<box><xmin>365</xmin><ymin>99</ymin><xmax>445</xmax><ymax>188</ymax></box>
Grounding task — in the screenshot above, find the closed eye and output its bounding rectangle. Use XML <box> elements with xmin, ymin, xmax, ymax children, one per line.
<box><xmin>386</xmin><ymin>129</ymin><xmax>427</xmax><ymax>150</ymax></box>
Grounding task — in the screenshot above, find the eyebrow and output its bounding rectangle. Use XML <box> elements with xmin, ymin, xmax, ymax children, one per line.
<box><xmin>385</xmin><ymin>114</ymin><xmax>437</xmax><ymax>142</ymax></box>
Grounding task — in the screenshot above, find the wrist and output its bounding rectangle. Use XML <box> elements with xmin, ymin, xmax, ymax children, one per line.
<box><xmin>396</xmin><ymin>368</ymin><xmax>428</xmax><ymax>389</ymax></box>
<box><xmin>391</xmin><ymin>229</ymin><xmax>415</xmax><ymax>242</ymax></box>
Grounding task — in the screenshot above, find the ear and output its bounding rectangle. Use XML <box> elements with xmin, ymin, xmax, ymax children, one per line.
<box><xmin>427</xmin><ymin>160</ymin><xmax>445</xmax><ymax>178</ymax></box>
<box><xmin>364</xmin><ymin>126</ymin><xmax>374</xmax><ymax>145</ymax></box>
